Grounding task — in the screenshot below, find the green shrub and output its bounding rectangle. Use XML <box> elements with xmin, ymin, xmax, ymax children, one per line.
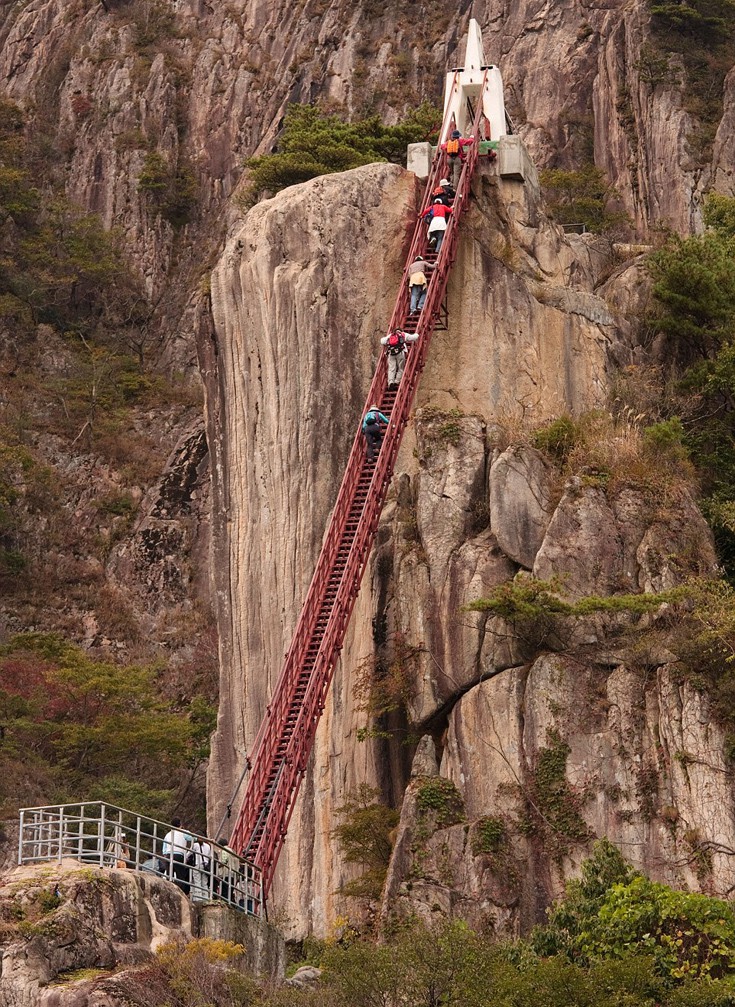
<box><xmin>471</xmin><ymin>816</ymin><xmax>505</xmax><ymax>856</ymax></box>
<box><xmin>138</xmin><ymin>152</ymin><xmax>198</xmax><ymax>227</ymax></box>
<box><xmin>649</xmin><ymin>0</ymin><xmax>734</xmax><ymax>42</ymax></box>
<box><xmin>532</xmin><ymin>415</ymin><xmax>582</xmax><ymax>463</ymax></box>
<box><xmin>127</xmin><ymin>937</ymin><xmax>255</xmax><ymax>1007</ymax></box>
<box><xmin>0</xmin><ymin>634</ymin><xmax>215</xmax><ymax>822</ymax></box>
<box><xmin>332</xmin><ymin>784</ymin><xmax>399</xmax><ymax>900</ymax></box>
<box><xmin>138</xmin><ymin>151</ymin><xmax>169</xmax><ymax>193</ymax></box>
<box><xmin>415</xmin><ymin>776</ymin><xmax>465</xmax><ymax>828</ymax></box>
<box><xmin>590</xmin><ymin>877</ymin><xmax>735</xmax><ymax>979</ymax></box>
<box><xmin>520</xmin><ymin>731</ymin><xmax>591</xmax><ymax>858</ymax></box>
<box><xmin>642</xmin><ymin>418</ymin><xmax>689</xmax><ymax>462</ymax></box>
<box><xmin>534</xmin><ymin>837</ymin><xmax>735</xmax><ymax>981</ymax></box>
<box><xmin>649</xmin><ymin>229</ymin><xmax>735</xmax><ymax>358</ymax></box>
<box><xmin>533</xmin><ymin>838</ymin><xmax>644</xmax><ymax>958</ymax></box>
<box><xmin>267</xmin><ymin>910</ymin><xmax>735</xmax><ymax>1007</ymax></box>
<box><xmin>467</xmin><ymin>575</ymin><xmax>684</xmax><ymax>620</ymax></box>
<box><xmin>245</xmin><ymin>101</ymin><xmax>440</xmax><ymax>197</ymax></box>
<box><xmin>704</xmin><ymin>192</ymin><xmax>735</xmax><ymax>236</ymax></box>
<box><xmin>648</xmin><ymin>195</ymin><xmax>735</xmax><ymax>578</ymax></box>
<box><xmin>539</xmin><ymin>164</ymin><xmax>625</xmax><ymax>233</ymax></box>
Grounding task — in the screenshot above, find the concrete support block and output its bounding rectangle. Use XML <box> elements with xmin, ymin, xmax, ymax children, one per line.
<box><xmin>498</xmin><ymin>135</ymin><xmax>538</xmax><ymax>188</ymax></box>
<box><xmin>407</xmin><ymin>142</ymin><xmax>433</xmax><ymax>180</ymax></box>
<box><xmin>199</xmin><ymin>905</ymin><xmax>285</xmax><ymax>977</ymax></box>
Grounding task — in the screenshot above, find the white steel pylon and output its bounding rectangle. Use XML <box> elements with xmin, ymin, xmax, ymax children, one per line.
<box><xmin>441</xmin><ymin>19</ymin><xmax>506</xmax><ymax>143</ymax></box>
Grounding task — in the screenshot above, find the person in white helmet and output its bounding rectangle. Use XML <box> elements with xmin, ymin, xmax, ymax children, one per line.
<box><xmin>421</xmin><ymin>198</ymin><xmax>453</xmax><ymax>253</ymax></box>
<box><xmin>431</xmin><ymin>178</ymin><xmax>455</xmax><ymax>205</ymax></box>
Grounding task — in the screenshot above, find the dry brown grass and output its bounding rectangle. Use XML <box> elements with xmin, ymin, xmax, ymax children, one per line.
<box><xmin>490</xmin><ymin>407</ymin><xmax>695</xmax><ymax>504</ymax></box>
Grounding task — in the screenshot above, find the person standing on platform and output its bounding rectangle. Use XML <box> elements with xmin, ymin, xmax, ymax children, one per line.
<box><xmin>161</xmin><ymin>817</ymin><xmax>192</xmax><ymax>895</ymax></box>
<box><xmin>188</xmin><ymin>835</ymin><xmax>215</xmax><ymax>903</ymax></box>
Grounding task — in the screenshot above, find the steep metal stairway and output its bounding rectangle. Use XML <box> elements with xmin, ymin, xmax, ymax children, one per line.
<box><xmin>229</xmin><ymin>80</ymin><xmax>490</xmax><ymax>899</ymax></box>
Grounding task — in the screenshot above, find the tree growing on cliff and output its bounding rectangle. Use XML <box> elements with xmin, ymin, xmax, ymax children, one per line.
<box><xmin>0</xmin><ymin>633</ymin><xmax>215</xmax><ymax>822</ymax></box>
<box><xmin>533</xmin><ymin>839</ymin><xmax>735</xmax><ymax>982</ymax></box>
<box><xmin>648</xmin><ymin>194</ymin><xmax>735</xmax><ymax>572</ymax></box>
<box><xmin>649</xmin><ymin>0</ymin><xmax>735</xmax><ymax>42</ymax></box>
<box><xmin>539</xmin><ymin>164</ymin><xmax>626</xmax><ymax>233</ymax></box>
<box><xmin>332</xmin><ymin>784</ymin><xmax>399</xmax><ymax>901</ymax></box>
<box><xmin>243</xmin><ymin>101</ymin><xmax>441</xmax><ymax>199</ymax></box>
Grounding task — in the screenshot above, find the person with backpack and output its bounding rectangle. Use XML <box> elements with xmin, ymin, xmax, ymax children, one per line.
<box><xmin>187</xmin><ymin>835</ymin><xmax>215</xmax><ymax>903</ymax></box>
<box><xmin>380</xmin><ymin>328</ymin><xmax>419</xmax><ymax>389</ymax></box>
<box><xmin>362</xmin><ymin>404</ymin><xmax>389</xmax><ymax>463</ymax></box>
<box><xmin>407</xmin><ymin>255</ymin><xmax>436</xmax><ymax>314</ymax></box>
<box><xmin>421</xmin><ymin>198</ymin><xmax>453</xmax><ymax>253</ymax></box>
<box><xmin>441</xmin><ymin>129</ymin><xmax>474</xmax><ymax>187</ymax></box>
<box><xmin>432</xmin><ymin>178</ymin><xmax>455</xmax><ymax>205</ymax></box>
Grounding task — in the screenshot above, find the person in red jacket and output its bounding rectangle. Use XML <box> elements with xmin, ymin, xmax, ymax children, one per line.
<box><xmin>421</xmin><ymin>198</ymin><xmax>453</xmax><ymax>253</ymax></box>
<box><xmin>441</xmin><ymin>129</ymin><xmax>474</xmax><ymax>187</ymax></box>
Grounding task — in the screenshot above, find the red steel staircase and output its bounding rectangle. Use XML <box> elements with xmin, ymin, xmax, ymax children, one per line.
<box><xmin>229</xmin><ymin>81</ymin><xmax>491</xmax><ymax>899</ymax></box>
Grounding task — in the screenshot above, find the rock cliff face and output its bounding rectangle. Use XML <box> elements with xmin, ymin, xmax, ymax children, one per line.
<box><xmin>1</xmin><ymin>0</ymin><xmax>732</xmax><ymax>660</ymax></box>
<box><xmin>3</xmin><ymin>0</ymin><xmax>735</xmax><ymax>948</ymax></box>
<box><xmin>205</xmin><ymin>151</ymin><xmax>732</xmax><ymax>938</ymax></box>
<box><xmin>206</xmin><ymin>164</ymin><xmax>419</xmax><ymax>925</ymax></box>
<box><xmin>0</xmin><ymin>863</ymin><xmax>283</xmax><ymax>1006</ymax></box>
<box><xmin>0</xmin><ymin>0</ymin><xmax>729</xmax><ymax>309</ymax></box>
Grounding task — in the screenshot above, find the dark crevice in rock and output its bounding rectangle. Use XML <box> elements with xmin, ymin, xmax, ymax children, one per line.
<box><xmin>373</xmin><ymin>521</ymin><xmax>413</xmax><ymax>809</ymax></box>
<box><xmin>416</xmin><ymin>663</ymin><xmax>524</xmax><ymax>739</ymax></box>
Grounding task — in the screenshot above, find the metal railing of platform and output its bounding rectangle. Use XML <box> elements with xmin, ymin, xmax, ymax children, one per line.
<box><xmin>18</xmin><ymin>801</ymin><xmax>263</xmax><ymax>916</ymax></box>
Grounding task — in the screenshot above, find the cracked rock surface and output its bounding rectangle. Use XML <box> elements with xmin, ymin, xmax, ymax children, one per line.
<box><xmin>206</xmin><ymin>156</ymin><xmax>726</xmax><ymax>938</ymax></box>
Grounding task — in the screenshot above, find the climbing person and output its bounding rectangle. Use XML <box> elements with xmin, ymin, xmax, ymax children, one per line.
<box><xmin>441</xmin><ymin>129</ymin><xmax>474</xmax><ymax>187</ymax></box>
<box><xmin>188</xmin><ymin>835</ymin><xmax>215</xmax><ymax>903</ymax></box>
<box><xmin>407</xmin><ymin>255</ymin><xmax>435</xmax><ymax>314</ymax></box>
<box><xmin>432</xmin><ymin>178</ymin><xmax>455</xmax><ymax>205</ymax></box>
<box><xmin>161</xmin><ymin>816</ymin><xmax>192</xmax><ymax>895</ymax></box>
<box><xmin>421</xmin><ymin>198</ymin><xmax>453</xmax><ymax>254</ymax></box>
<box><xmin>440</xmin><ymin>177</ymin><xmax>456</xmax><ymax>199</ymax></box>
<box><xmin>362</xmin><ymin>404</ymin><xmax>389</xmax><ymax>463</ymax></box>
<box><xmin>380</xmin><ymin>328</ymin><xmax>418</xmax><ymax>389</ymax></box>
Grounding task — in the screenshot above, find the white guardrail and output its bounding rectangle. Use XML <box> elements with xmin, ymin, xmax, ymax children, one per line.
<box><xmin>18</xmin><ymin>802</ymin><xmax>263</xmax><ymax>917</ymax></box>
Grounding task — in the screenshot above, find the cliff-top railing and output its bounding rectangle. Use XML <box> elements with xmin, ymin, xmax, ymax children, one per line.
<box><xmin>18</xmin><ymin>802</ymin><xmax>263</xmax><ymax>916</ymax></box>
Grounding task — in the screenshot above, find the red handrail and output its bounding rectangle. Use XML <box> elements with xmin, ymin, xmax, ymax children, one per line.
<box><xmin>229</xmin><ymin>78</ymin><xmax>489</xmax><ymax>898</ymax></box>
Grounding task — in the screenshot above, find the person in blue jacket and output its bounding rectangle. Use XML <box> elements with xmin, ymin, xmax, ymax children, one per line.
<box><xmin>362</xmin><ymin>404</ymin><xmax>389</xmax><ymax>463</ymax></box>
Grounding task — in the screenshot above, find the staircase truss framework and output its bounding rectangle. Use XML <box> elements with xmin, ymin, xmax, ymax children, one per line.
<box><xmin>229</xmin><ymin>80</ymin><xmax>491</xmax><ymax>899</ymax></box>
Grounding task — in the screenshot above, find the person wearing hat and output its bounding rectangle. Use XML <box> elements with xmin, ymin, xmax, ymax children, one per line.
<box><xmin>406</xmin><ymin>255</ymin><xmax>436</xmax><ymax>314</ymax></box>
<box><xmin>421</xmin><ymin>198</ymin><xmax>453</xmax><ymax>253</ymax></box>
<box><xmin>362</xmin><ymin>404</ymin><xmax>389</xmax><ymax>463</ymax></box>
<box><xmin>432</xmin><ymin>178</ymin><xmax>456</xmax><ymax>206</ymax></box>
<box><xmin>441</xmin><ymin>128</ymin><xmax>474</xmax><ymax>187</ymax></box>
